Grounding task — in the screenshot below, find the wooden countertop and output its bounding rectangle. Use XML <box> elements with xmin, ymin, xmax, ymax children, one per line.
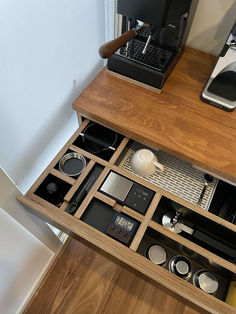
<box><xmin>73</xmin><ymin>47</ymin><xmax>236</xmax><ymax>184</ymax></box>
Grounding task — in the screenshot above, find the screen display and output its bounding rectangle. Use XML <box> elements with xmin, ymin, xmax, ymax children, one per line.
<box><xmin>114</xmin><ymin>215</ymin><xmax>134</xmax><ymax>231</ymax></box>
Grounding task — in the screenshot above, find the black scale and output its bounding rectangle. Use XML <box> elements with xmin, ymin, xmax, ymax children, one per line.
<box><xmin>125</xmin><ymin>183</ymin><xmax>155</xmax><ymax>215</ymax></box>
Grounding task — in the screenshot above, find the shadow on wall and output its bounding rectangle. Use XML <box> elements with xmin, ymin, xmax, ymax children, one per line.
<box><xmin>9</xmin><ymin>61</ymin><xmax>103</xmax><ymax>189</ymax></box>
<box><xmin>187</xmin><ymin>0</ymin><xmax>236</xmax><ymax>55</ymax></box>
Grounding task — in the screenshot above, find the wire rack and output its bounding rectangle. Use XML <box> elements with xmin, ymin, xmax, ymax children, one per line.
<box><xmin>119</xmin><ymin>142</ymin><xmax>218</xmax><ymax>211</ymax></box>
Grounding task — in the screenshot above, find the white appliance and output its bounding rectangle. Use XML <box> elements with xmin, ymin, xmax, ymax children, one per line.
<box><xmin>201</xmin><ymin>22</ymin><xmax>236</xmax><ymax>111</ymax></box>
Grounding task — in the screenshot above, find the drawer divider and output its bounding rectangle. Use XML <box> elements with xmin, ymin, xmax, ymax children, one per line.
<box><xmin>74</xmin><ymin>168</ymin><xmax>110</xmax><ymax>219</ymax></box>
<box><xmin>63</xmin><ymin>160</ymin><xmax>95</xmax><ymax>203</ymax></box>
<box><xmin>130</xmin><ymin>192</ymin><xmax>162</xmax><ymax>251</ymax></box>
<box><xmin>149</xmin><ymin>220</ymin><xmax>236</xmax><ymax>273</ymax></box>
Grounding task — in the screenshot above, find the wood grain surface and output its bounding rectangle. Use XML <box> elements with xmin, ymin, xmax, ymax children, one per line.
<box><xmin>24</xmin><ymin>238</ymin><xmax>206</xmax><ymax>314</ymax></box>
<box><xmin>72</xmin><ymin>47</ymin><xmax>236</xmax><ymax>184</ymax></box>
<box><xmin>18</xmin><ymin>195</ymin><xmax>235</xmax><ymax>314</ymax></box>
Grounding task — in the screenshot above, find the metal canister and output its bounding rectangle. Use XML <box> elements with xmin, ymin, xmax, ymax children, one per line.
<box><xmin>147</xmin><ymin>245</ymin><xmax>167</xmax><ymax>266</ymax></box>
<box><xmin>193</xmin><ymin>270</ymin><xmax>219</xmax><ymax>294</ymax></box>
<box><xmin>169</xmin><ymin>256</ymin><xmax>191</xmax><ymax>278</ymax></box>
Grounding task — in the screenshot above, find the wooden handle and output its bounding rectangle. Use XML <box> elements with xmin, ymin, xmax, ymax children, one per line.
<box><xmin>99</xmin><ymin>29</ymin><xmax>137</xmax><ymax>59</ymax></box>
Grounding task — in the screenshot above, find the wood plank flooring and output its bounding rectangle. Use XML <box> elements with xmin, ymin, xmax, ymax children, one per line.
<box><xmin>24</xmin><ymin>238</ymin><xmax>207</xmax><ymax>314</ymax></box>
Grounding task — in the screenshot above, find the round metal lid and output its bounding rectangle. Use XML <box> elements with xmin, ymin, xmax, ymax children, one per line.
<box><xmin>198</xmin><ymin>272</ymin><xmax>218</xmax><ymax>294</ymax></box>
<box><xmin>175</xmin><ymin>260</ymin><xmax>189</xmax><ymax>275</ymax></box>
<box><xmin>148</xmin><ymin>245</ymin><xmax>167</xmax><ymax>265</ymax></box>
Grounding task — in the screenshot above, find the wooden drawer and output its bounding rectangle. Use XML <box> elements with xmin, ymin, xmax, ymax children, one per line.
<box><xmin>17</xmin><ymin>119</ymin><xmax>236</xmax><ymax>314</ymax></box>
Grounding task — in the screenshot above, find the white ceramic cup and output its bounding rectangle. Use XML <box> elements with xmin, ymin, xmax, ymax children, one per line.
<box><xmin>130</xmin><ymin>149</ymin><xmax>164</xmax><ymax>176</ymax></box>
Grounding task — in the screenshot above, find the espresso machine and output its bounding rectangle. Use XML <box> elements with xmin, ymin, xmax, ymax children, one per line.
<box><xmin>201</xmin><ymin>22</ymin><xmax>236</xmax><ymax>111</ymax></box>
<box><xmin>99</xmin><ymin>0</ymin><xmax>199</xmax><ymax>90</ymax></box>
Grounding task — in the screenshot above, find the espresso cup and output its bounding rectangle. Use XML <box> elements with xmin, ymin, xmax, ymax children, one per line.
<box><xmin>130</xmin><ymin>149</ymin><xmax>164</xmax><ymax>176</ymax></box>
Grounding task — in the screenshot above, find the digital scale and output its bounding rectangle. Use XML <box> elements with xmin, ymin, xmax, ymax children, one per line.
<box><xmin>100</xmin><ymin>171</ymin><xmax>155</xmax><ymax>214</ymax></box>
<box><xmin>100</xmin><ymin>171</ymin><xmax>155</xmax><ymax>245</ymax></box>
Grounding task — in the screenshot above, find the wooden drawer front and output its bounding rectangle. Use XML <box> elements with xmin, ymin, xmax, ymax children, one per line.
<box><xmin>17</xmin><ymin>119</ymin><xmax>236</xmax><ymax>314</ymax></box>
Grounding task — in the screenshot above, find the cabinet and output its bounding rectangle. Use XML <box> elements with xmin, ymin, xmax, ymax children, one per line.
<box><xmin>18</xmin><ymin>47</ymin><xmax>236</xmax><ymax>313</ymax></box>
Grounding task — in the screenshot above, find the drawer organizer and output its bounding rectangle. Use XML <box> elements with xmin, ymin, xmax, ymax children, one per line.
<box><xmin>119</xmin><ymin>142</ymin><xmax>219</xmax><ymax>211</ymax></box>
<box><xmin>17</xmin><ymin>118</ymin><xmax>236</xmax><ymax>314</ymax></box>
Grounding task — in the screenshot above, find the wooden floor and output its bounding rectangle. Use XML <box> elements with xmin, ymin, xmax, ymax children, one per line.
<box><xmin>24</xmin><ymin>238</ymin><xmax>206</xmax><ymax>314</ymax></box>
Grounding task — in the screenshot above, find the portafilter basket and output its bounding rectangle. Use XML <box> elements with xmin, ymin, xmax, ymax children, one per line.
<box><xmin>59</xmin><ymin>152</ymin><xmax>86</xmax><ymax>177</ymax></box>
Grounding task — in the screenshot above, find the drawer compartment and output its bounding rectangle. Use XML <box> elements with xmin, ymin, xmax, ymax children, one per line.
<box><xmin>73</xmin><ymin>121</ymin><xmax>124</xmax><ymax>161</ymax></box>
<box><xmin>209</xmin><ymin>180</ymin><xmax>236</xmax><ymax>225</ymax></box>
<box><xmin>35</xmin><ymin>174</ymin><xmax>72</xmax><ymax>207</ymax></box>
<box><xmin>81</xmin><ymin>198</ymin><xmax>117</xmax><ymax>233</ymax></box>
<box><xmin>137</xmin><ymin>227</ymin><xmax>232</xmax><ymax>302</ymax></box>
<box><xmin>80</xmin><ymin>198</ymin><xmax>140</xmax><ymax>245</ymax></box>
<box><xmin>152</xmin><ymin>197</ymin><xmax>236</xmax><ymax>263</ymax></box>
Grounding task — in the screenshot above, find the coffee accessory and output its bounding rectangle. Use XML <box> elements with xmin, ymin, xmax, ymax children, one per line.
<box><xmin>162</xmin><ymin>211</ymin><xmax>236</xmax><ymax>260</ymax></box>
<box><xmin>81</xmin><ymin>123</ymin><xmax>117</xmax><ymax>154</ymax></box>
<box><xmin>169</xmin><ymin>256</ymin><xmax>191</xmax><ymax>278</ymax></box>
<box><xmin>124</xmin><ymin>182</ymin><xmax>155</xmax><ymax>215</ymax></box>
<box><xmin>193</xmin><ymin>270</ymin><xmax>219</xmax><ymax>294</ymax></box>
<box><xmin>100</xmin><ymin>0</ymin><xmax>199</xmax><ymax>89</ymax></box>
<box><xmin>65</xmin><ymin>175</ymin><xmax>96</xmax><ymax>215</ymax></box>
<box><xmin>100</xmin><ymin>171</ymin><xmax>134</xmax><ymax>202</ymax></box>
<box><xmin>59</xmin><ymin>152</ymin><xmax>86</xmax><ymax>177</ymax></box>
<box><xmin>130</xmin><ymin>149</ymin><xmax>164</xmax><ymax>176</ymax></box>
<box><xmin>147</xmin><ymin>244</ymin><xmax>167</xmax><ymax>265</ymax></box>
<box><xmin>197</xmin><ymin>174</ymin><xmax>214</xmax><ymax>205</ymax></box>
<box><xmin>201</xmin><ymin>22</ymin><xmax>236</xmax><ymax>111</ymax></box>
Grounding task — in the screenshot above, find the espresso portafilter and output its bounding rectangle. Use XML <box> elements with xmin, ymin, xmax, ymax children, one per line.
<box><xmin>99</xmin><ymin>20</ymin><xmax>150</xmax><ymax>59</ymax></box>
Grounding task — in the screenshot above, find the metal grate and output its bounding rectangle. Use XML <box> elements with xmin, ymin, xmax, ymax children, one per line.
<box><xmin>119</xmin><ymin>38</ymin><xmax>173</xmax><ymax>71</ymax></box>
<box><xmin>119</xmin><ymin>142</ymin><xmax>218</xmax><ymax>211</ymax></box>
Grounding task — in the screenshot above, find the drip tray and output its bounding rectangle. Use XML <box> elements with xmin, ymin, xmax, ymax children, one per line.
<box><xmin>119</xmin><ymin>142</ymin><xmax>218</xmax><ymax>210</ymax></box>
<box><xmin>119</xmin><ymin>38</ymin><xmax>173</xmax><ymax>71</ymax></box>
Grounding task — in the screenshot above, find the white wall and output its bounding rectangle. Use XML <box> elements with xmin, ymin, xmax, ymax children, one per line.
<box><xmin>0</xmin><ymin>0</ymin><xmax>105</xmax><ymax>192</ymax></box>
<box><xmin>187</xmin><ymin>0</ymin><xmax>236</xmax><ymax>55</ymax></box>
<box><xmin>0</xmin><ymin>209</ymin><xmax>53</xmax><ymax>314</ymax></box>
<box><xmin>0</xmin><ymin>1</ymin><xmax>105</xmax><ymax>313</ymax></box>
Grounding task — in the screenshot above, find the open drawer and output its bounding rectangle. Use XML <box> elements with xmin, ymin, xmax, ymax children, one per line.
<box><xmin>17</xmin><ymin>119</ymin><xmax>236</xmax><ymax>314</ymax></box>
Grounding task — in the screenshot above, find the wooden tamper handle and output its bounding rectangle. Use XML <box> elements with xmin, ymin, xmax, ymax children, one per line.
<box><xmin>99</xmin><ymin>29</ymin><xmax>138</xmax><ymax>59</ymax></box>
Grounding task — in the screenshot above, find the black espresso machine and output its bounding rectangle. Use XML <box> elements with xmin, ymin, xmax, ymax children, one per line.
<box><xmin>99</xmin><ymin>0</ymin><xmax>199</xmax><ymax>90</ymax></box>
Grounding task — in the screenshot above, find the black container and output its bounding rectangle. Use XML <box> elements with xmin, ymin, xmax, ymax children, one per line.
<box><xmin>35</xmin><ymin>174</ymin><xmax>71</xmax><ymax>207</ymax></box>
<box><xmin>169</xmin><ymin>255</ymin><xmax>191</xmax><ymax>278</ymax></box>
<box><xmin>73</xmin><ymin>122</ymin><xmax>124</xmax><ymax>161</ymax></box>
